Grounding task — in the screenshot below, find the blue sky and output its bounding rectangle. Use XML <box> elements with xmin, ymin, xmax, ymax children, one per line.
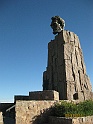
<box><xmin>0</xmin><ymin>0</ymin><xmax>93</xmax><ymax>102</ymax></box>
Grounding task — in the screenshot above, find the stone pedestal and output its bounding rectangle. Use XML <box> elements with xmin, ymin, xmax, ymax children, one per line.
<box><xmin>29</xmin><ymin>90</ymin><xmax>59</xmax><ymax>101</ymax></box>
<box><xmin>43</xmin><ymin>30</ymin><xmax>92</xmax><ymax>100</ymax></box>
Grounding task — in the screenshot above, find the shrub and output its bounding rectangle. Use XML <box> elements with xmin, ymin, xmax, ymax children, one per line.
<box><xmin>52</xmin><ymin>100</ymin><xmax>93</xmax><ymax>117</ymax></box>
<box><xmin>78</xmin><ymin>100</ymin><xmax>93</xmax><ymax>116</ymax></box>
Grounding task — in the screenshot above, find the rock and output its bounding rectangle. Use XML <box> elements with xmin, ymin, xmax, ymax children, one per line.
<box><xmin>43</xmin><ymin>30</ymin><xmax>92</xmax><ymax>101</ymax></box>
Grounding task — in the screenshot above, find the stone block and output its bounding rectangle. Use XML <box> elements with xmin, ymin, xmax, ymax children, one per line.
<box><xmin>69</xmin><ymin>31</ymin><xmax>75</xmax><ymax>42</ymax></box>
<box><xmin>29</xmin><ymin>90</ymin><xmax>59</xmax><ymax>101</ymax></box>
<box><xmin>14</xmin><ymin>95</ymin><xmax>29</xmax><ymax>102</ymax></box>
<box><xmin>63</xmin><ymin>30</ymin><xmax>71</xmax><ymax>43</ymax></box>
<box><xmin>49</xmin><ymin>116</ymin><xmax>93</xmax><ymax>124</ymax></box>
<box><xmin>0</xmin><ymin>112</ymin><xmax>3</xmax><ymax>124</ymax></box>
<box><xmin>49</xmin><ymin>116</ymin><xmax>72</xmax><ymax>124</ymax></box>
<box><xmin>16</xmin><ymin>100</ymin><xmax>57</xmax><ymax>124</ymax></box>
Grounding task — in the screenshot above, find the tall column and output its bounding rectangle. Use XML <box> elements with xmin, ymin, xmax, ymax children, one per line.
<box><xmin>43</xmin><ymin>30</ymin><xmax>92</xmax><ymax>100</ymax></box>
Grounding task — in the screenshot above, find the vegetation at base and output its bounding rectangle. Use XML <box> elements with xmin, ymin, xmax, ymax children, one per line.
<box><xmin>52</xmin><ymin>100</ymin><xmax>93</xmax><ymax>117</ymax></box>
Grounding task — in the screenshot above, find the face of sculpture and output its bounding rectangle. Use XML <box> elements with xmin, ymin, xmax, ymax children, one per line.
<box><xmin>50</xmin><ymin>16</ymin><xmax>65</xmax><ymax>35</ymax></box>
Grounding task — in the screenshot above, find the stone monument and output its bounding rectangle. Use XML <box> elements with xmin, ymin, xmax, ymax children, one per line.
<box><xmin>0</xmin><ymin>16</ymin><xmax>93</xmax><ymax>124</ymax></box>
<box><xmin>50</xmin><ymin>16</ymin><xmax>65</xmax><ymax>34</ymax></box>
<box><xmin>43</xmin><ymin>16</ymin><xmax>92</xmax><ymax>101</ymax></box>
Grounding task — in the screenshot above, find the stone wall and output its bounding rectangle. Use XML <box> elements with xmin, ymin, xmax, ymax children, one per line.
<box><xmin>49</xmin><ymin>116</ymin><xmax>93</xmax><ymax>124</ymax></box>
<box><xmin>0</xmin><ymin>112</ymin><xmax>3</xmax><ymax>124</ymax></box>
<box><xmin>15</xmin><ymin>90</ymin><xmax>59</xmax><ymax>101</ymax></box>
<box><xmin>15</xmin><ymin>90</ymin><xmax>59</xmax><ymax>124</ymax></box>
<box><xmin>15</xmin><ymin>100</ymin><xmax>57</xmax><ymax>124</ymax></box>
<box><xmin>43</xmin><ymin>30</ymin><xmax>92</xmax><ymax>101</ymax></box>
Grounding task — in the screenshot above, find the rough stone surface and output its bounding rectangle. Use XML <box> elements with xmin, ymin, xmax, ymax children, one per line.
<box><xmin>49</xmin><ymin>116</ymin><xmax>93</xmax><ymax>124</ymax></box>
<box><xmin>14</xmin><ymin>95</ymin><xmax>29</xmax><ymax>102</ymax></box>
<box><xmin>15</xmin><ymin>90</ymin><xmax>59</xmax><ymax>101</ymax></box>
<box><xmin>29</xmin><ymin>90</ymin><xmax>59</xmax><ymax>101</ymax></box>
<box><xmin>43</xmin><ymin>30</ymin><xmax>92</xmax><ymax>100</ymax></box>
<box><xmin>16</xmin><ymin>100</ymin><xmax>57</xmax><ymax>124</ymax></box>
<box><xmin>0</xmin><ymin>112</ymin><xmax>3</xmax><ymax>124</ymax></box>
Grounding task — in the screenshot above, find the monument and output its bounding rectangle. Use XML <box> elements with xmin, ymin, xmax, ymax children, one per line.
<box><xmin>0</xmin><ymin>16</ymin><xmax>93</xmax><ymax>124</ymax></box>
<box><xmin>50</xmin><ymin>16</ymin><xmax>65</xmax><ymax>34</ymax></box>
<box><xmin>43</xmin><ymin>16</ymin><xmax>92</xmax><ymax>100</ymax></box>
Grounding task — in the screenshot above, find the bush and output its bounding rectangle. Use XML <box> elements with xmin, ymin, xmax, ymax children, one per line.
<box><xmin>78</xmin><ymin>100</ymin><xmax>93</xmax><ymax>116</ymax></box>
<box><xmin>52</xmin><ymin>100</ymin><xmax>93</xmax><ymax>117</ymax></box>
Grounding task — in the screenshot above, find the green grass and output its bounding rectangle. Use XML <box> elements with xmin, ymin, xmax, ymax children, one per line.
<box><xmin>52</xmin><ymin>100</ymin><xmax>93</xmax><ymax>117</ymax></box>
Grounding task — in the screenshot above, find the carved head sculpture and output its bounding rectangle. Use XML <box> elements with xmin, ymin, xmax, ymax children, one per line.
<box><xmin>50</xmin><ymin>16</ymin><xmax>65</xmax><ymax>35</ymax></box>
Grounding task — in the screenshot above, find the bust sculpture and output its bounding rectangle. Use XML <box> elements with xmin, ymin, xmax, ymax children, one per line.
<box><xmin>50</xmin><ymin>16</ymin><xmax>65</xmax><ymax>35</ymax></box>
